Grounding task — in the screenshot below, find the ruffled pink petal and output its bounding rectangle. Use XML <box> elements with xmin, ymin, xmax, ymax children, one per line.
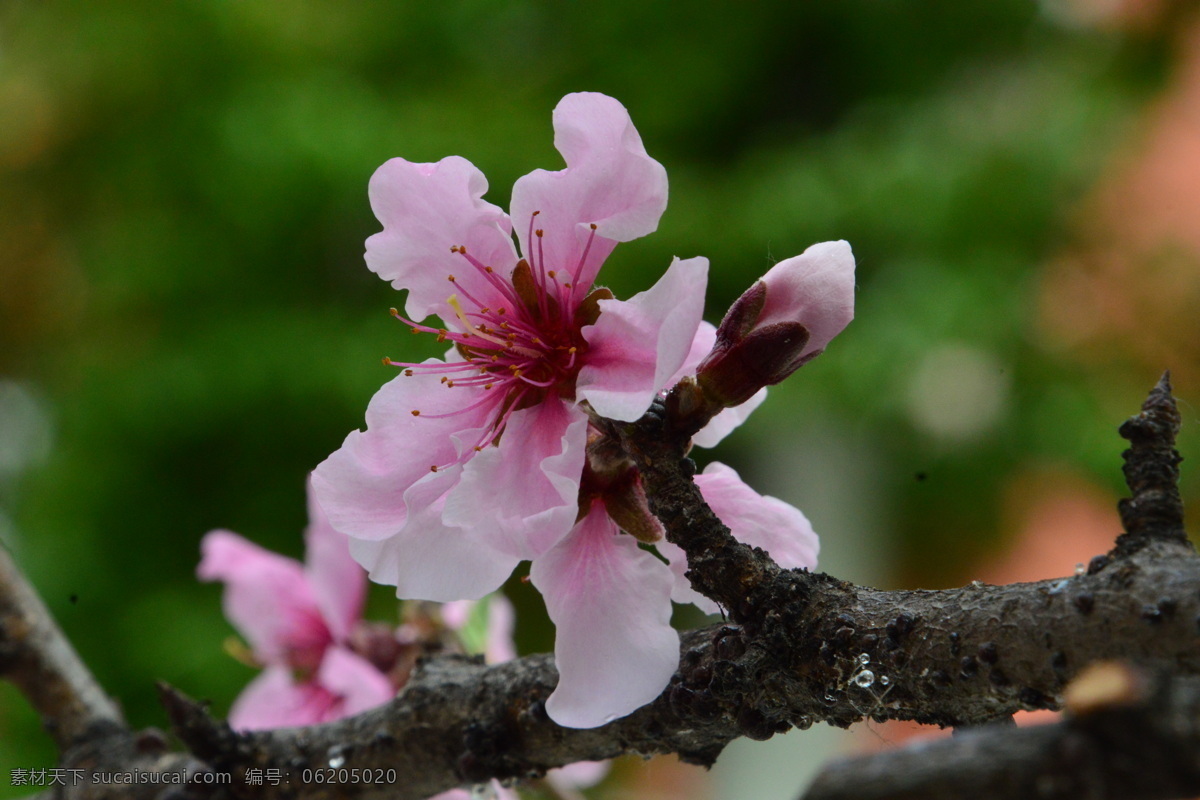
<box><xmin>346</xmin><ymin>467</ymin><xmax>521</xmax><ymax>602</ymax></box>
<box><xmin>576</xmin><ymin>256</ymin><xmax>708</xmax><ymax>422</ymax></box>
<box><xmin>315</xmin><ymin>645</ymin><xmax>395</xmax><ymax>719</ymax></box>
<box><xmin>198</xmin><ymin>531</ymin><xmax>330</xmax><ymax>665</ymax></box>
<box><xmin>758</xmin><ymin>240</ymin><xmax>856</xmax><ymax>360</ymax></box>
<box><xmin>510</xmin><ymin>93</ymin><xmax>668</xmax><ymax>291</ymax></box>
<box><xmin>655</xmin><ymin>538</ymin><xmax>720</xmax><ymax>615</ymax></box>
<box><xmin>530</xmin><ymin>503</ymin><xmax>679</xmax><ymax>728</ymax></box>
<box><xmin>661</xmin><ymin>463</ymin><xmax>818</xmax><ymax>613</ymax></box>
<box><xmin>227</xmin><ymin>666</ymin><xmax>332</xmax><ymax>731</ymax></box>
<box><xmin>366</xmin><ymin>156</ymin><xmax>518</xmax><ymax>323</ymax></box>
<box><xmin>696</xmin><ymin>462</ymin><xmax>819</xmax><ymax>570</ymax></box>
<box><xmin>303</xmin><ymin>479</ymin><xmax>366</xmax><ymax>641</ymax></box>
<box><xmin>670</xmin><ymin>320</ymin><xmax>717</xmax><ymax>383</ymax></box>
<box><xmin>444</xmin><ymin>398</ymin><xmax>587</xmax><ymax>561</ymax></box>
<box><xmin>691</xmin><ymin>388</ymin><xmax>767</xmax><ymax>449</ymax></box>
<box><xmin>311</xmin><ymin>366</ymin><xmax>496</xmax><ymax>542</ymax></box>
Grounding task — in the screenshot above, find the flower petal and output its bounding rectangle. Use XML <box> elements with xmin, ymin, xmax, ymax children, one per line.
<box><xmin>303</xmin><ymin>479</ymin><xmax>366</xmax><ymax>641</ymax></box>
<box><xmin>758</xmin><ymin>240</ymin><xmax>856</xmax><ymax>361</ymax></box>
<box><xmin>691</xmin><ymin>388</ymin><xmax>767</xmax><ymax>449</ymax></box>
<box><xmin>696</xmin><ymin>462</ymin><xmax>818</xmax><ymax>570</ymax></box>
<box><xmin>315</xmin><ymin>645</ymin><xmax>395</xmax><ymax>718</ymax></box>
<box><xmin>669</xmin><ymin>320</ymin><xmax>717</xmax><ymax>383</ymax></box>
<box><xmin>660</xmin><ymin>463</ymin><xmax>818</xmax><ymax>614</ymax></box>
<box><xmin>366</xmin><ymin>156</ymin><xmax>518</xmax><ymax>322</ymax></box>
<box><xmin>347</xmin><ymin>466</ymin><xmax>520</xmax><ymax>602</ymax></box>
<box><xmin>444</xmin><ymin>398</ymin><xmax>587</xmax><ymax>561</ymax></box>
<box><xmin>227</xmin><ymin>666</ymin><xmax>331</xmax><ymax>731</ymax></box>
<box><xmin>311</xmin><ymin>366</ymin><xmax>497</xmax><ymax>543</ymax></box>
<box><xmin>510</xmin><ymin>93</ymin><xmax>668</xmax><ymax>291</ymax></box>
<box><xmin>530</xmin><ymin>504</ymin><xmax>679</xmax><ymax>728</ymax></box>
<box><xmin>198</xmin><ymin>531</ymin><xmax>329</xmax><ymax>665</ymax></box>
<box><xmin>576</xmin><ymin>256</ymin><xmax>708</xmax><ymax>422</ymax></box>
<box><xmin>655</xmin><ymin>538</ymin><xmax>720</xmax><ymax>615</ymax></box>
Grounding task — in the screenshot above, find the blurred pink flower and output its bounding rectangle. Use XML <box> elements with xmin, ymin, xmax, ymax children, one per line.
<box><xmin>198</xmin><ymin>484</ymin><xmax>395</xmax><ymax>730</ymax></box>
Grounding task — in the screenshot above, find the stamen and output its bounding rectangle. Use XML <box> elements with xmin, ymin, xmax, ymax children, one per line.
<box><xmin>533</xmin><ymin>228</ymin><xmax>550</xmax><ymax>319</ymax></box>
<box><xmin>569</xmin><ymin>223</ymin><xmax>599</xmax><ymax>304</ymax></box>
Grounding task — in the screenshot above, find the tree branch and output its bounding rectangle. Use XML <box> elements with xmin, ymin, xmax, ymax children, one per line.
<box><xmin>0</xmin><ymin>542</ymin><xmax>125</xmax><ymax>748</ymax></box>
<box><xmin>5</xmin><ymin>377</ymin><xmax>1194</xmax><ymax>800</ymax></box>
<box><xmin>801</xmin><ymin>664</ymin><xmax>1200</xmax><ymax>800</ymax></box>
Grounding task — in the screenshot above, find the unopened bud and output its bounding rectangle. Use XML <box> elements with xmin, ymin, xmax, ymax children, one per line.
<box><xmin>697</xmin><ymin>240</ymin><xmax>855</xmax><ymax>408</ymax></box>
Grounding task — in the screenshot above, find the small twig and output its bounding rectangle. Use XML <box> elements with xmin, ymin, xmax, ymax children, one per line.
<box><xmin>0</xmin><ymin>540</ymin><xmax>125</xmax><ymax>748</ymax></box>
<box><xmin>1116</xmin><ymin>371</ymin><xmax>1188</xmax><ymax>553</ymax></box>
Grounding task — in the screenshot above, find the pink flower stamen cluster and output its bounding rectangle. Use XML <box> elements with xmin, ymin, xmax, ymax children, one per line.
<box><xmin>382</xmin><ymin>217</ymin><xmax>600</xmax><ymax>472</ymax></box>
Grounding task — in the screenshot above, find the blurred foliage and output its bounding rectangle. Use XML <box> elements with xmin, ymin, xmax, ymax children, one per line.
<box><xmin>1</xmin><ymin>0</ymin><xmax>1196</xmax><ymax>793</ymax></box>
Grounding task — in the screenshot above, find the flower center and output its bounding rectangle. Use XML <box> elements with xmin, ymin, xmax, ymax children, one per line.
<box><xmin>383</xmin><ymin>216</ymin><xmax>602</xmax><ymax>468</ymax></box>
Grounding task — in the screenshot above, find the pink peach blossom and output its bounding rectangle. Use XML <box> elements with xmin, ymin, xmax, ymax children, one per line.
<box><xmin>313</xmin><ymin>93</ymin><xmax>708</xmax><ymax>727</ymax></box>
<box><xmin>198</xmin><ymin>485</ymin><xmax>394</xmax><ymax>730</ymax></box>
<box><xmin>313</xmin><ymin>92</ymin><xmax>838</xmax><ymax>729</ymax></box>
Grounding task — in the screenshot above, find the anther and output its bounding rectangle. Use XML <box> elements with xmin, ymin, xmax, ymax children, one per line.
<box><xmin>532</xmin><ymin>210</ymin><xmax>541</xmax><ymax>217</ymax></box>
<box><xmin>484</xmin><ymin>383</ymin><xmax>494</xmax><ymax>389</ymax></box>
<box><xmin>485</xmin><ymin>266</ymin><xmax>494</xmax><ymax>273</ymax></box>
<box><xmin>589</xmin><ymin>223</ymin><xmax>597</xmax><ymax>230</ymax></box>
<box><xmin>448</xmin><ymin>275</ymin><xmax>456</xmax><ymax>282</ymax></box>
<box><xmin>535</xmin><ymin>229</ymin><xmax>544</xmax><ymax>237</ymax></box>
<box><xmin>411</xmin><ymin>410</ymin><xmax>421</xmax><ymax>417</ymax></box>
<box><xmin>446</xmin><ymin>380</ymin><xmax>455</xmax><ymax>388</ymax></box>
<box><xmin>382</xmin><ymin>357</ymin><xmax>393</xmax><ymax>365</ymax></box>
<box><xmin>404</xmin><ymin>370</ymin><xmax>413</xmax><ymax>376</ymax></box>
<box><xmin>440</xmin><ymin>376</ymin><xmax>448</xmax><ymax>384</ymax></box>
<box><xmin>548</xmin><ymin>270</ymin><xmax>557</xmax><ymax>278</ymax></box>
<box><xmin>430</xmin><ymin>465</ymin><xmax>438</xmax><ymax>473</ymax></box>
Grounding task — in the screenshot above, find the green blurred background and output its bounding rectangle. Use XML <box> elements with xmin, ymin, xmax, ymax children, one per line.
<box><xmin>3</xmin><ymin>1</ymin><xmax>1199</xmax><ymax>797</ymax></box>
